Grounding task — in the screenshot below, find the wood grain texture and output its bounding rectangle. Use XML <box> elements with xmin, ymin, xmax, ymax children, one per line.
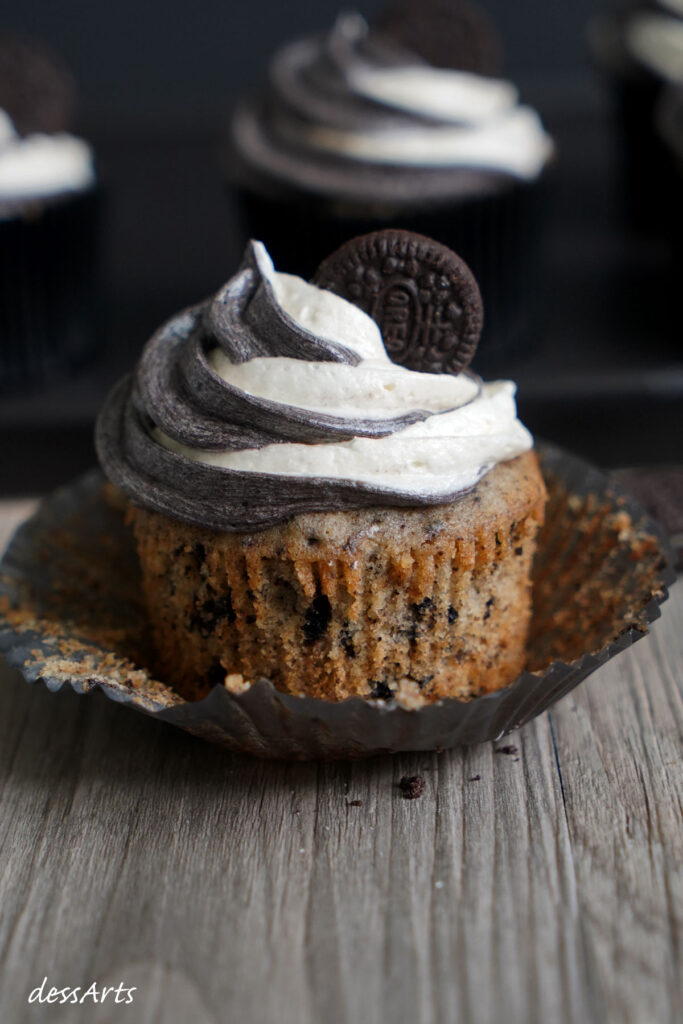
<box><xmin>0</xmin><ymin>506</ymin><xmax>680</xmax><ymax>1024</ymax></box>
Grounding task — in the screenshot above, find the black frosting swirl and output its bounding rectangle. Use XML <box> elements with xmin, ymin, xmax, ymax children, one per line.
<box><xmin>228</xmin><ymin>13</ymin><xmax>516</xmax><ymax>205</ymax></box>
<box><xmin>96</xmin><ymin>241</ymin><xmax>482</xmax><ymax>532</ymax></box>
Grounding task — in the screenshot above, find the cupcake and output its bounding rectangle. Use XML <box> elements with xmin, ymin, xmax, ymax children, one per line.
<box><xmin>591</xmin><ymin>0</ymin><xmax>683</xmax><ymax>233</ymax></box>
<box><xmin>0</xmin><ymin>34</ymin><xmax>100</xmax><ymax>392</ymax></box>
<box><xmin>96</xmin><ymin>230</ymin><xmax>546</xmax><ymax>706</ymax></box>
<box><xmin>226</xmin><ymin>8</ymin><xmax>554</xmax><ymax>370</ymax></box>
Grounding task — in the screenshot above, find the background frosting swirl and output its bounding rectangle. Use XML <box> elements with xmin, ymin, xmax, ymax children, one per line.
<box><xmin>230</xmin><ymin>13</ymin><xmax>553</xmax><ymax>203</ymax></box>
<box><xmin>0</xmin><ymin>107</ymin><xmax>94</xmax><ymax>203</ymax></box>
<box><xmin>96</xmin><ymin>241</ymin><xmax>532</xmax><ymax>531</ymax></box>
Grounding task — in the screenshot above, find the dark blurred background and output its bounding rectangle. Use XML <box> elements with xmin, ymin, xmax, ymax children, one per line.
<box><xmin>2</xmin><ymin>0</ymin><xmax>682</xmax><ymax>490</ymax></box>
<box><xmin>5</xmin><ymin>1</ymin><xmax>602</xmax><ymax>124</ymax></box>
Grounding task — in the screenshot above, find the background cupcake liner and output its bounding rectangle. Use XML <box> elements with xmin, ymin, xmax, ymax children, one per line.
<box><xmin>656</xmin><ymin>85</ymin><xmax>683</xmax><ymax>270</ymax></box>
<box><xmin>0</xmin><ymin>443</ymin><xmax>676</xmax><ymax>760</ymax></box>
<box><xmin>233</xmin><ymin>176</ymin><xmax>548</xmax><ymax>376</ymax></box>
<box><xmin>0</xmin><ymin>186</ymin><xmax>102</xmax><ymax>393</ymax></box>
<box><xmin>591</xmin><ymin>12</ymin><xmax>681</xmax><ymax>237</ymax></box>
<box><xmin>613</xmin><ymin>76</ymin><xmax>680</xmax><ymax>234</ymax></box>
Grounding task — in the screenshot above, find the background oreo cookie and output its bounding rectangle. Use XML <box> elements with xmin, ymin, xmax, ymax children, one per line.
<box><xmin>374</xmin><ymin>0</ymin><xmax>503</xmax><ymax>77</ymax></box>
<box><xmin>313</xmin><ymin>229</ymin><xmax>483</xmax><ymax>375</ymax></box>
<box><xmin>0</xmin><ymin>33</ymin><xmax>75</xmax><ymax>135</ymax></box>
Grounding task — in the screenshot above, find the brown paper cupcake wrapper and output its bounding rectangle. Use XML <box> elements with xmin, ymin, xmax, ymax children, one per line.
<box><xmin>0</xmin><ymin>443</ymin><xmax>676</xmax><ymax>759</ymax></box>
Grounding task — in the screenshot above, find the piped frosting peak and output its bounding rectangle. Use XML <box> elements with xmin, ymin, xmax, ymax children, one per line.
<box><xmin>96</xmin><ymin>241</ymin><xmax>532</xmax><ymax>531</ymax></box>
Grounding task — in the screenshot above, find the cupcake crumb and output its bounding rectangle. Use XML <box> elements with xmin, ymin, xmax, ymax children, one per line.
<box><xmin>394</xmin><ymin>678</ymin><xmax>427</xmax><ymax>709</ymax></box>
<box><xmin>224</xmin><ymin>673</ymin><xmax>250</xmax><ymax>694</ymax></box>
<box><xmin>398</xmin><ymin>775</ymin><xmax>425</xmax><ymax>800</ymax></box>
<box><xmin>469</xmin><ymin>774</ymin><xmax>482</xmax><ymax>781</ymax></box>
<box><xmin>346</xmin><ymin>799</ymin><xmax>363</xmax><ymax>807</ymax></box>
<box><xmin>495</xmin><ymin>745</ymin><xmax>519</xmax><ymax>756</ymax></box>
<box><xmin>369</xmin><ymin>680</ymin><xmax>394</xmax><ymax>701</ymax></box>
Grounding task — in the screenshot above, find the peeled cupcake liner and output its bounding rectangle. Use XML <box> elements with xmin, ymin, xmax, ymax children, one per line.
<box><xmin>0</xmin><ymin>185</ymin><xmax>102</xmax><ymax>392</ymax></box>
<box><xmin>233</xmin><ymin>172</ymin><xmax>549</xmax><ymax>375</ymax></box>
<box><xmin>0</xmin><ymin>442</ymin><xmax>676</xmax><ymax>759</ymax></box>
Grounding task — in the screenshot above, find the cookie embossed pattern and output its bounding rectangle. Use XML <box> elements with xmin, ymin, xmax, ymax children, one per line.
<box><xmin>314</xmin><ymin>230</ymin><xmax>484</xmax><ymax>373</ymax></box>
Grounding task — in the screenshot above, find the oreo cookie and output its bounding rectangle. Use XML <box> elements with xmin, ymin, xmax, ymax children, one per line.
<box><xmin>312</xmin><ymin>230</ymin><xmax>483</xmax><ymax>374</ymax></box>
<box><xmin>0</xmin><ymin>34</ymin><xmax>75</xmax><ymax>136</ymax></box>
<box><xmin>374</xmin><ymin>0</ymin><xmax>503</xmax><ymax>77</ymax></box>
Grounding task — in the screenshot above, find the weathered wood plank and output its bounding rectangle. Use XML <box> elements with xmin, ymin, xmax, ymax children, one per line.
<box><xmin>0</xmin><ymin>503</ymin><xmax>679</xmax><ymax>1024</ymax></box>
<box><xmin>548</xmin><ymin>610</ymin><xmax>683</xmax><ymax>1024</ymax></box>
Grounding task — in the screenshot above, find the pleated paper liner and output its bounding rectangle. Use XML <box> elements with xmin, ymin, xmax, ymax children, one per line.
<box><xmin>0</xmin><ymin>443</ymin><xmax>676</xmax><ymax>759</ymax></box>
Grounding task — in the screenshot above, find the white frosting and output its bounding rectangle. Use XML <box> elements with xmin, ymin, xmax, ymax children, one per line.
<box><xmin>158</xmin><ymin>259</ymin><xmax>532</xmax><ymax>498</ymax></box>
<box><xmin>269</xmin><ymin>266</ymin><xmax>382</xmax><ymax>361</ymax></box>
<box><xmin>210</xmin><ymin>352</ymin><xmax>480</xmax><ymax>419</ymax></box>
<box><xmin>159</xmin><ymin>381</ymin><xmax>530</xmax><ymax>496</ymax></box>
<box><xmin>349</xmin><ymin>66</ymin><xmax>519</xmax><ymax>126</ymax></box>
<box><xmin>298</xmin><ymin>55</ymin><xmax>553</xmax><ymax>180</ymax></box>
<box><xmin>210</xmin><ymin>247</ymin><xmax>480</xmax><ymax>418</ymax></box>
<box><xmin>627</xmin><ymin>13</ymin><xmax>683</xmax><ymax>81</ymax></box>
<box><xmin>0</xmin><ymin>109</ymin><xmax>15</xmax><ymax>147</ymax></box>
<box><xmin>0</xmin><ymin>109</ymin><xmax>95</xmax><ymax>200</ymax></box>
<box><xmin>305</xmin><ymin>106</ymin><xmax>552</xmax><ymax>178</ymax></box>
<box><xmin>658</xmin><ymin>0</ymin><xmax>683</xmax><ymax>18</ymax></box>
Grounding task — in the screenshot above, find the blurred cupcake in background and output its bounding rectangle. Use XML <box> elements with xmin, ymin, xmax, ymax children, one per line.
<box><xmin>0</xmin><ymin>34</ymin><xmax>100</xmax><ymax>393</ymax></box>
<box><xmin>656</xmin><ymin>82</ymin><xmax>683</xmax><ymax>264</ymax></box>
<box><xmin>226</xmin><ymin>3</ymin><xmax>554</xmax><ymax>373</ymax></box>
<box><xmin>591</xmin><ymin>0</ymin><xmax>683</xmax><ymax>234</ymax></box>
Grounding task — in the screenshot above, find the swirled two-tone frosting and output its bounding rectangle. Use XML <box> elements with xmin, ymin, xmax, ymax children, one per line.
<box><xmin>96</xmin><ymin>241</ymin><xmax>533</xmax><ymax>531</ymax></box>
<box><xmin>0</xmin><ymin>107</ymin><xmax>94</xmax><ymax>206</ymax></box>
<box><xmin>594</xmin><ymin>1</ymin><xmax>683</xmax><ymax>83</ymax></box>
<box><xmin>229</xmin><ymin>13</ymin><xmax>553</xmax><ymax>204</ymax></box>
<box><xmin>624</xmin><ymin>5</ymin><xmax>683</xmax><ymax>82</ymax></box>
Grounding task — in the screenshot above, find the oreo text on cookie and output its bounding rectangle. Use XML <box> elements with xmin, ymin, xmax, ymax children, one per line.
<box><xmin>313</xmin><ymin>229</ymin><xmax>483</xmax><ymax>375</ymax></box>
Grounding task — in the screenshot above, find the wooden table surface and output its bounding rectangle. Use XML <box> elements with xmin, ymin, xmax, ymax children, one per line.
<box><xmin>0</xmin><ymin>501</ymin><xmax>680</xmax><ymax>1024</ymax></box>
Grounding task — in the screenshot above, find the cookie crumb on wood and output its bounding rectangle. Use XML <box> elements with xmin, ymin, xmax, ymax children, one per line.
<box><xmin>398</xmin><ymin>775</ymin><xmax>426</xmax><ymax>799</ymax></box>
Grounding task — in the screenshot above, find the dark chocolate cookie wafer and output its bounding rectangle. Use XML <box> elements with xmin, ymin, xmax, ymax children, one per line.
<box><xmin>0</xmin><ymin>34</ymin><xmax>75</xmax><ymax>136</ymax></box>
<box><xmin>374</xmin><ymin>0</ymin><xmax>502</xmax><ymax>77</ymax></box>
<box><xmin>313</xmin><ymin>230</ymin><xmax>483</xmax><ymax>374</ymax></box>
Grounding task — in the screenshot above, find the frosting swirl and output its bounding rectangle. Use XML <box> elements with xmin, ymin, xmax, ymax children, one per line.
<box><xmin>230</xmin><ymin>13</ymin><xmax>553</xmax><ymax>204</ymax></box>
<box><xmin>625</xmin><ymin>9</ymin><xmax>683</xmax><ymax>83</ymax></box>
<box><xmin>96</xmin><ymin>241</ymin><xmax>532</xmax><ymax>531</ymax></box>
<box><xmin>0</xmin><ymin>107</ymin><xmax>94</xmax><ymax>205</ymax></box>
<box><xmin>594</xmin><ymin>2</ymin><xmax>683</xmax><ymax>82</ymax></box>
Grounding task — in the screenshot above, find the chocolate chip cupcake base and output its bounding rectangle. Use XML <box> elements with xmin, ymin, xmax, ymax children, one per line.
<box><xmin>129</xmin><ymin>451</ymin><xmax>545</xmax><ymax>703</ymax></box>
<box><xmin>0</xmin><ymin>444</ymin><xmax>675</xmax><ymax>759</ymax></box>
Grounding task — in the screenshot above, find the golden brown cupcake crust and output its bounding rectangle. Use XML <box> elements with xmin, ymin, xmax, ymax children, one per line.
<box><xmin>129</xmin><ymin>451</ymin><xmax>546</xmax><ymax>704</ymax></box>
